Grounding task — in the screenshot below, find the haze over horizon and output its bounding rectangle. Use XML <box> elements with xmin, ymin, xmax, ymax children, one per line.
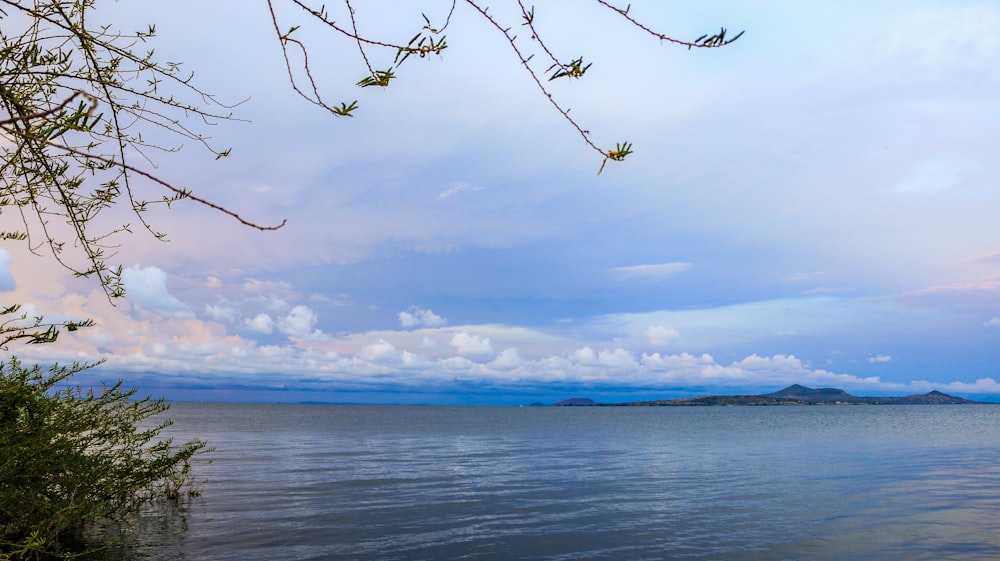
<box><xmin>4</xmin><ymin>0</ymin><xmax>1000</xmax><ymax>405</ymax></box>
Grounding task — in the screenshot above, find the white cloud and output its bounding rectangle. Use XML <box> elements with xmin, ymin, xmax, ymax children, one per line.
<box><xmin>121</xmin><ymin>265</ymin><xmax>192</xmax><ymax>318</ymax></box>
<box><xmin>450</xmin><ymin>332</ymin><xmax>493</xmax><ymax>358</ymax></box>
<box><xmin>358</xmin><ymin>339</ymin><xmax>402</xmax><ymax>364</ymax></box>
<box><xmin>612</xmin><ymin>262</ymin><xmax>692</xmax><ymax>280</ymax></box>
<box><xmin>595</xmin><ymin>348</ymin><xmax>638</xmax><ymax>370</ymax></box>
<box><xmin>278</xmin><ymin>305</ymin><xmax>328</xmax><ymax>341</ymax></box>
<box><xmin>985</xmin><ymin>317</ymin><xmax>1000</xmax><ymax>327</ymax></box>
<box><xmin>571</xmin><ymin>346</ymin><xmax>597</xmax><ymax>364</ymax></box>
<box><xmin>399</xmin><ymin>306</ymin><xmax>447</xmax><ymax>328</ymax></box>
<box><xmin>936</xmin><ymin>378</ymin><xmax>1000</xmax><ymax>394</ymax></box>
<box><xmin>868</xmin><ymin>355</ymin><xmax>892</xmax><ymax>363</ymax></box>
<box><xmin>645</xmin><ymin>324</ymin><xmax>680</xmax><ymax>346</ymax></box>
<box><xmin>204</xmin><ymin>303</ymin><xmax>238</xmax><ymax>323</ymax></box>
<box><xmin>490</xmin><ymin>348</ymin><xmax>523</xmax><ymax>370</ymax></box>
<box><xmin>245</xmin><ymin>313</ymin><xmax>276</xmax><ymax>334</ymax></box>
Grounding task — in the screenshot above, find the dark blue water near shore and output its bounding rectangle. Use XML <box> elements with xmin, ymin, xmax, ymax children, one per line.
<box><xmin>108</xmin><ymin>404</ymin><xmax>1000</xmax><ymax>560</ymax></box>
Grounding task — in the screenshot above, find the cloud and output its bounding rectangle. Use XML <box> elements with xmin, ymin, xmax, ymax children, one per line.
<box><xmin>398</xmin><ymin>306</ymin><xmax>447</xmax><ymax>328</ymax></box>
<box><xmin>612</xmin><ymin>262</ymin><xmax>692</xmax><ymax>280</ymax></box>
<box><xmin>277</xmin><ymin>305</ymin><xmax>328</xmax><ymax>341</ymax></box>
<box><xmin>245</xmin><ymin>313</ymin><xmax>276</xmax><ymax>334</ymax></box>
<box><xmin>490</xmin><ymin>348</ymin><xmax>523</xmax><ymax>370</ymax></box>
<box><xmin>985</xmin><ymin>317</ymin><xmax>1000</xmax><ymax>327</ymax></box>
<box><xmin>868</xmin><ymin>355</ymin><xmax>892</xmax><ymax>363</ymax></box>
<box><xmin>450</xmin><ymin>332</ymin><xmax>493</xmax><ymax>358</ymax></box>
<box><xmin>933</xmin><ymin>378</ymin><xmax>1000</xmax><ymax>394</ymax></box>
<box><xmin>358</xmin><ymin>339</ymin><xmax>402</xmax><ymax>364</ymax></box>
<box><xmin>121</xmin><ymin>265</ymin><xmax>192</xmax><ymax>318</ymax></box>
<box><xmin>972</xmin><ymin>251</ymin><xmax>1000</xmax><ymax>265</ymax></box>
<box><xmin>590</xmin><ymin>297</ymin><xmax>905</xmax><ymax>352</ymax></box>
<box><xmin>640</xmin><ymin>352</ymin><xmax>883</xmax><ymax>390</ymax></box>
<box><xmin>204</xmin><ymin>303</ymin><xmax>238</xmax><ymax>323</ymax></box>
<box><xmin>14</xmin><ymin>289</ymin><xmax>996</xmax><ymax>396</ymax></box>
<box><xmin>438</xmin><ymin>182</ymin><xmax>485</xmax><ymax>199</ymax></box>
<box><xmin>645</xmin><ymin>324</ymin><xmax>680</xmax><ymax>346</ymax></box>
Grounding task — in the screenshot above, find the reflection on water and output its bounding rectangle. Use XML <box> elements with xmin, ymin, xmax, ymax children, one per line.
<box><xmin>94</xmin><ymin>404</ymin><xmax>1000</xmax><ymax>561</ymax></box>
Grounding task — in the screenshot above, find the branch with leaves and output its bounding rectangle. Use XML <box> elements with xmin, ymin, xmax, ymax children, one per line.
<box><xmin>266</xmin><ymin>0</ymin><xmax>742</xmax><ymax>172</ymax></box>
<box><xmin>0</xmin><ymin>0</ymin><xmax>285</xmax><ymax>300</ymax></box>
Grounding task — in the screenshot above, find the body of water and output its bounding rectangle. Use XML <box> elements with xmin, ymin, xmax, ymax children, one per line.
<box><xmin>104</xmin><ymin>403</ymin><xmax>1000</xmax><ymax>560</ymax></box>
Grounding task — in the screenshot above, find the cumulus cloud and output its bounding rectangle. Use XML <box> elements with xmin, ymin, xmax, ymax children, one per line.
<box><xmin>121</xmin><ymin>265</ymin><xmax>192</xmax><ymax>317</ymax></box>
<box><xmin>278</xmin><ymin>305</ymin><xmax>328</xmax><ymax>341</ymax></box>
<box><xmin>640</xmin><ymin>352</ymin><xmax>883</xmax><ymax>389</ymax></box>
<box><xmin>490</xmin><ymin>348</ymin><xmax>523</xmax><ymax>370</ymax></box>
<box><xmin>612</xmin><ymin>262</ymin><xmax>692</xmax><ymax>280</ymax></box>
<box><xmin>245</xmin><ymin>313</ymin><xmax>276</xmax><ymax>334</ymax></box>
<box><xmin>399</xmin><ymin>306</ymin><xmax>447</xmax><ymax>328</ymax></box>
<box><xmin>450</xmin><ymin>332</ymin><xmax>493</xmax><ymax>357</ymax></box>
<box><xmin>935</xmin><ymin>377</ymin><xmax>1000</xmax><ymax>394</ymax></box>
<box><xmin>868</xmin><ymin>355</ymin><xmax>892</xmax><ymax>363</ymax></box>
<box><xmin>985</xmin><ymin>317</ymin><xmax>1000</xmax><ymax>327</ymax></box>
<box><xmin>359</xmin><ymin>339</ymin><xmax>402</xmax><ymax>363</ymax></box>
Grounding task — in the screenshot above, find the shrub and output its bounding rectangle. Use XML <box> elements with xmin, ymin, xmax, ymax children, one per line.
<box><xmin>0</xmin><ymin>358</ymin><xmax>206</xmax><ymax>560</ymax></box>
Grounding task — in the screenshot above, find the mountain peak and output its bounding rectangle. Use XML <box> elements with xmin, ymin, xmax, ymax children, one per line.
<box><xmin>764</xmin><ymin>385</ymin><xmax>853</xmax><ymax>401</ymax></box>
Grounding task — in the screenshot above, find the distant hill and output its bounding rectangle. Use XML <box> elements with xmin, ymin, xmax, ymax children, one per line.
<box><xmin>553</xmin><ymin>397</ymin><xmax>602</xmax><ymax>406</ymax></box>
<box><xmin>764</xmin><ymin>384</ymin><xmax>855</xmax><ymax>401</ymax></box>
<box><xmin>612</xmin><ymin>385</ymin><xmax>981</xmax><ymax>406</ymax></box>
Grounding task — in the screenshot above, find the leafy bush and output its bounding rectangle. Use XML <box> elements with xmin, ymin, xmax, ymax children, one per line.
<box><xmin>0</xmin><ymin>358</ymin><xmax>206</xmax><ymax>560</ymax></box>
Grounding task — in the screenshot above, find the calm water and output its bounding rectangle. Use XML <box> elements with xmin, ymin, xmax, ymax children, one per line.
<box><xmin>104</xmin><ymin>404</ymin><xmax>1000</xmax><ymax>560</ymax></box>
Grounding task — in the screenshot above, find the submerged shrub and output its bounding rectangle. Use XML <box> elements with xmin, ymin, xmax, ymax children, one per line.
<box><xmin>0</xmin><ymin>358</ymin><xmax>206</xmax><ymax>560</ymax></box>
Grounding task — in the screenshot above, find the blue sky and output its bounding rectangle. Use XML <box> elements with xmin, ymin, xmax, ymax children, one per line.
<box><xmin>4</xmin><ymin>0</ymin><xmax>1000</xmax><ymax>403</ymax></box>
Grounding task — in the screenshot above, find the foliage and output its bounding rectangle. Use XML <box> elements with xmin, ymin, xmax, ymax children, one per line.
<box><xmin>0</xmin><ymin>357</ymin><xmax>207</xmax><ymax>560</ymax></box>
<box><xmin>0</xmin><ymin>0</ymin><xmax>284</xmax><ymax>301</ymax></box>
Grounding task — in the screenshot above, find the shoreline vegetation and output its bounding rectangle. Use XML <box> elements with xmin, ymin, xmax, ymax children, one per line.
<box><xmin>551</xmin><ymin>384</ymin><xmax>986</xmax><ymax>407</ymax></box>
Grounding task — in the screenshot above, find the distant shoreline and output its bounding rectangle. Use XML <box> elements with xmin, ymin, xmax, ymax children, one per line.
<box><xmin>553</xmin><ymin>384</ymin><xmax>987</xmax><ymax>407</ymax></box>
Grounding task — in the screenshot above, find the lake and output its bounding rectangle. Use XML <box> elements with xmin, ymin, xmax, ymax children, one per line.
<box><xmin>102</xmin><ymin>403</ymin><xmax>1000</xmax><ymax>560</ymax></box>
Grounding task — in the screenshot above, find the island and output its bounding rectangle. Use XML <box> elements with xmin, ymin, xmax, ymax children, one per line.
<box><xmin>552</xmin><ymin>384</ymin><xmax>983</xmax><ymax>406</ymax></box>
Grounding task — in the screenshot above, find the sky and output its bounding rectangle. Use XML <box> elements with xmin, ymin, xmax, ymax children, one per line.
<box><xmin>3</xmin><ymin>0</ymin><xmax>1000</xmax><ymax>404</ymax></box>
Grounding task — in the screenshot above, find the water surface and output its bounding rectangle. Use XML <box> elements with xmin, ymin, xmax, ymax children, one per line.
<box><xmin>106</xmin><ymin>404</ymin><xmax>1000</xmax><ymax>560</ymax></box>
